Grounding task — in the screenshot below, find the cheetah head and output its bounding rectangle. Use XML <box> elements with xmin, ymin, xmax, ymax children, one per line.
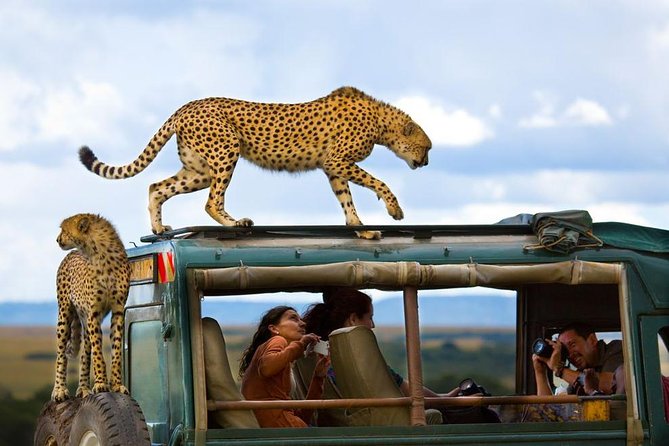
<box><xmin>57</xmin><ymin>214</ymin><xmax>94</xmax><ymax>250</ymax></box>
<box><xmin>392</xmin><ymin>120</ymin><xmax>432</xmax><ymax>170</ymax></box>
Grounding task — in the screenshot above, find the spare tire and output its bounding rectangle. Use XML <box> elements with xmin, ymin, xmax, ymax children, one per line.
<box><xmin>68</xmin><ymin>393</ymin><xmax>150</xmax><ymax>446</ymax></box>
<box><xmin>34</xmin><ymin>398</ymin><xmax>82</xmax><ymax>446</ymax></box>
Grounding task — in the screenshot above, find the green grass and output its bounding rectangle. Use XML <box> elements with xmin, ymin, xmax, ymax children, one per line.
<box><xmin>0</xmin><ymin>326</ymin><xmax>111</xmax><ymax>400</ymax></box>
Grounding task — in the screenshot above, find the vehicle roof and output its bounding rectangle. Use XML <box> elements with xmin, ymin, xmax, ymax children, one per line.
<box><xmin>130</xmin><ymin>221</ymin><xmax>669</xmax><ymax>309</ymax></box>
<box><xmin>139</xmin><ymin>221</ymin><xmax>669</xmax><ymax>254</ymax></box>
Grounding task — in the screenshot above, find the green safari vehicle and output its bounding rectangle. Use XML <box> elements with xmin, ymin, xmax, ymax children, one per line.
<box><xmin>40</xmin><ymin>213</ymin><xmax>669</xmax><ymax>445</ymax></box>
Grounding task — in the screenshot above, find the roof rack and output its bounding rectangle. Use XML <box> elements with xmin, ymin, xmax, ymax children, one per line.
<box><xmin>139</xmin><ymin>224</ymin><xmax>533</xmax><ymax>243</ymax></box>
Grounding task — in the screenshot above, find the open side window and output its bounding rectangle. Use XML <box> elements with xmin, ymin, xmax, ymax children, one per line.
<box><xmin>186</xmin><ymin>260</ymin><xmax>629</xmax><ymax>434</ymax></box>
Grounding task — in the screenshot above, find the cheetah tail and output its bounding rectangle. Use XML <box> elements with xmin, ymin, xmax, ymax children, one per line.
<box><xmin>78</xmin><ymin>114</ymin><xmax>176</xmax><ymax>179</ymax></box>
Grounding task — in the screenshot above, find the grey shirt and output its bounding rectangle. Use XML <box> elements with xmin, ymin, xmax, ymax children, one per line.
<box><xmin>594</xmin><ymin>339</ymin><xmax>623</xmax><ymax>373</ymax></box>
<box><xmin>567</xmin><ymin>339</ymin><xmax>623</xmax><ymax>395</ymax></box>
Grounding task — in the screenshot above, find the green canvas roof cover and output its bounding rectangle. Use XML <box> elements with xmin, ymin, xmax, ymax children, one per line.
<box><xmin>497</xmin><ymin>210</ymin><xmax>669</xmax><ymax>254</ymax></box>
<box><xmin>594</xmin><ymin>222</ymin><xmax>669</xmax><ymax>254</ymax></box>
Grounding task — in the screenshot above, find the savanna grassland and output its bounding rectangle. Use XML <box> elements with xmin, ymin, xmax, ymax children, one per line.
<box><xmin>0</xmin><ymin>325</ymin><xmax>516</xmax><ymax>445</ymax></box>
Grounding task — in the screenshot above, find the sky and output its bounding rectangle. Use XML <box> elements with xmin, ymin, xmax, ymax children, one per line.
<box><xmin>1</xmin><ymin>0</ymin><xmax>668</xmax><ymax>303</ymax></box>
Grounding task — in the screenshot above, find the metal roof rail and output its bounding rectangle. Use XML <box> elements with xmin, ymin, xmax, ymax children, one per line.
<box><xmin>139</xmin><ymin>224</ymin><xmax>533</xmax><ymax>243</ymax></box>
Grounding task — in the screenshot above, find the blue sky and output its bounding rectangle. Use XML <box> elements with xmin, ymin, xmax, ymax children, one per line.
<box><xmin>1</xmin><ymin>0</ymin><xmax>668</xmax><ymax>302</ymax></box>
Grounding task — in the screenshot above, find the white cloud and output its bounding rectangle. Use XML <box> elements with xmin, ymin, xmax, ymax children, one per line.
<box><xmin>0</xmin><ymin>74</ymin><xmax>130</xmax><ymax>151</ymax></box>
<box><xmin>394</xmin><ymin>96</ymin><xmax>493</xmax><ymax>147</ymax></box>
<box><xmin>563</xmin><ymin>98</ymin><xmax>613</xmax><ymax>126</ymax></box>
<box><xmin>0</xmin><ymin>71</ymin><xmax>41</xmax><ymax>151</ymax></box>
<box><xmin>0</xmin><ymin>6</ymin><xmax>264</xmax><ymax>153</ymax></box>
<box><xmin>37</xmin><ymin>80</ymin><xmax>126</xmax><ymax>145</ymax></box>
<box><xmin>519</xmin><ymin>91</ymin><xmax>613</xmax><ymax>128</ymax></box>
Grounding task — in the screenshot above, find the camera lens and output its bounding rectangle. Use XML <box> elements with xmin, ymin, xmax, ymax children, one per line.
<box><xmin>532</xmin><ymin>338</ymin><xmax>554</xmax><ymax>358</ymax></box>
<box><xmin>532</xmin><ymin>338</ymin><xmax>570</xmax><ymax>362</ymax></box>
<box><xmin>458</xmin><ymin>378</ymin><xmax>477</xmax><ymax>396</ymax></box>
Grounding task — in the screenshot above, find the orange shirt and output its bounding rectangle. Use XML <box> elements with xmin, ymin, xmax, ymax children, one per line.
<box><xmin>241</xmin><ymin>336</ymin><xmax>324</xmax><ymax>427</ymax></box>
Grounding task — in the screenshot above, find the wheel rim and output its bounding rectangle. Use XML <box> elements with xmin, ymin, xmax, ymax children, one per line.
<box><xmin>78</xmin><ymin>430</ymin><xmax>100</xmax><ymax>446</ymax></box>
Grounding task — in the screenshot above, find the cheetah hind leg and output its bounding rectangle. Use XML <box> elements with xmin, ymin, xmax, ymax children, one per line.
<box><xmin>148</xmin><ymin>167</ymin><xmax>212</xmax><ymax>234</ymax></box>
<box><xmin>75</xmin><ymin>332</ymin><xmax>92</xmax><ymax>398</ymax></box>
<box><xmin>197</xmin><ymin>138</ymin><xmax>255</xmax><ymax>228</ymax></box>
<box><xmin>355</xmin><ymin>230</ymin><xmax>382</xmax><ymax>240</ymax></box>
<box><xmin>109</xmin><ymin>310</ymin><xmax>129</xmax><ymax>395</ymax></box>
<box><xmin>205</xmin><ymin>177</ymin><xmax>254</xmax><ymax>228</ymax></box>
<box><xmin>52</xmin><ymin>308</ymin><xmax>73</xmax><ymax>402</ymax></box>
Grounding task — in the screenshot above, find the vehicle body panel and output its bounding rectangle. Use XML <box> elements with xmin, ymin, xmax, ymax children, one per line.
<box><xmin>123</xmin><ymin>223</ymin><xmax>669</xmax><ymax>445</ymax></box>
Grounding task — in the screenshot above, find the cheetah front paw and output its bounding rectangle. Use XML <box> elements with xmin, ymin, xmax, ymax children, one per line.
<box><xmin>112</xmin><ymin>384</ymin><xmax>130</xmax><ymax>395</ymax></box>
<box><xmin>75</xmin><ymin>385</ymin><xmax>91</xmax><ymax>399</ymax></box>
<box><xmin>387</xmin><ymin>203</ymin><xmax>404</xmax><ymax>220</ymax></box>
<box><xmin>91</xmin><ymin>382</ymin><xmax>110</xmax><ymax>395</ymax></box>
<box><xmin>381</xmin><ymin>195</ymin><xmax>404</xmax><ymax>220</ymax></box>
<box><xmin>51</xmin><ymin>387</ymin><xmax>70</xmax><ymax>402</ymax></box>
<box><xmin>235</xmin><ymin>218</ymin><xmax>254</xmax><ymax>227</ymax></box>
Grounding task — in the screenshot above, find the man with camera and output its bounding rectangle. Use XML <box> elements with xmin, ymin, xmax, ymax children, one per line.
<box><xmin>532</xmin><ymin>322</ymin><xmax>624</xmax><ymax>396</ymax></box>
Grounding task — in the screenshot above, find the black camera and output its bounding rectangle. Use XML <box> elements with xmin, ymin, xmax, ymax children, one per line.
<box><xmin>458</xmin><ymin>378</ymin><xmax>490</xmax><ymax>396</ymax></box>
<box><xmin>532</xmin><ymin>338</ymin><xmax>568</xmax><ymax>360</ymax></box>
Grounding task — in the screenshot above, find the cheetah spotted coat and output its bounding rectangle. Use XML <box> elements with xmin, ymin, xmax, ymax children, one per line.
<box><xmin>52</xmin><ymin>213</ymin><xmax>130</xmax><ymax>402</ymax></box>
<box><xmin>79</xmin><ymin>87</ymin><xmax>431</xmax><ymax>239</ymax></box>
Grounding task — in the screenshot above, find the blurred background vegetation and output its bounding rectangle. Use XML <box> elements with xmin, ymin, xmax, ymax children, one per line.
<box><xmin>0</xmin><ymin>325</ymin><xmax>516</xmax><ymax>444</ymax></box>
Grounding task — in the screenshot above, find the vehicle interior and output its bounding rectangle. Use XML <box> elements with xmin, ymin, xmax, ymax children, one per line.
<box><xmin>185</xmin><ymin>259</ymin><xmax>630</xmax><ymax>432</ymax></box>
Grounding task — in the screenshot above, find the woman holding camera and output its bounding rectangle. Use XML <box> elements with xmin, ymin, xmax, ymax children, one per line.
<box><xmin>239</xmin><ymin>305</ymin><xmax>329</xmax><ymax>427</ymax></box>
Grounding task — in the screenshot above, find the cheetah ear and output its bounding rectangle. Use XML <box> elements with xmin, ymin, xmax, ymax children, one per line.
<box><xmin>403</xmin><ymin>121</ymin><xmax>416</xmax><ymax>137</ymax></box>
<box><xmin>78</xmin><ymin>217</ymin><xmax>91</xmax><ymax>233</ymax></box>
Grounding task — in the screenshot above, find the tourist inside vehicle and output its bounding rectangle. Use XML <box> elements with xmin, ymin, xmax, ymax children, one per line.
<box><xmin>302</xmin><ymin>287</ymin><xmax>500</xmax><ymax>424</ymax></box>
<box><xmin>239</xmin><ymin>306</ymin><xmax>329</xmax><ymax>427</ymax></box>
<box><xmin>532</xmin><ymin>322</ymin><xmax>624</xmax><ymax>396</ymax></box>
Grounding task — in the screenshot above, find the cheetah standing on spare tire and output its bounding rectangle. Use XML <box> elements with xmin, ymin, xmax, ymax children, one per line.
<box><xmin>51</xmin><ymin>213</ymin><xmax>130</xmax><ymax>402</ymax></box>
<box><xmin>79</xmin><ymin>87</ymin><xmax>431</xmax><ymax>240</ymax></box>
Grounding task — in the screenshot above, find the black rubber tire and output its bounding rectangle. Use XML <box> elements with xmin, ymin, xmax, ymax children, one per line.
<box><xmin>34</xmin><ymin>398</ymin><xmax>82</xmax><ymax>446</ymax></box>
<box><xmin>68</xmin><ymin>393</ymin><xmax>150</xmax><ymax>446</ymax></box>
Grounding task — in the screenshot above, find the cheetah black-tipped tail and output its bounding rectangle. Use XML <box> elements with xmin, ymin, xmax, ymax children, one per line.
<box><xmin>79</xmin><ymin>146</ymin><xmax>97</xmax><ymax>171</ymax></box>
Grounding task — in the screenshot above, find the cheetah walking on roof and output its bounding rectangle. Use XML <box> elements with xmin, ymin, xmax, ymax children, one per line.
<box><xmin>51</xmin><ymin>213</ymin><xmax>130</xmax><ymax>402</ymax></box>
<box><xmin>79</xmin><ymin>87</ymin><xmax>431</xmax><ymax>240</ymax></box>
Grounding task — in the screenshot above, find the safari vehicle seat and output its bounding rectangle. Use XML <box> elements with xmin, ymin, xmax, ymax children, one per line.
<box><xmin>293</xmin><ymin>354</ymin><xmax>350</xmax><ymax>426</ymax></box>
<box><xmin>329</xmin><ymin>325</ymin><xmax>442</xmax><ymax>426</ymax></box>
<box><xmin>201</xmin><ymin>317</ymin><xmax>259</xmax><ymax>428</ymax></box>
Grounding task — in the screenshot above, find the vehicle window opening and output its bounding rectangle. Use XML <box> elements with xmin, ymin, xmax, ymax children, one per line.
<box><xmin>189</xmin><ymin>261</ymin><xmax>627</xmax><ymax>430</ymax></box>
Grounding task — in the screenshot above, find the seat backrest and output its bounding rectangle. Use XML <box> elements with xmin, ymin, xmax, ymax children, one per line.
<box><xmin>293</xmin><ymin>355</ymin><xmax>350</xmax><ymax>426</ymax></box>
<box><xmin>201</xmin><ymin>317</ymin><xmax>259</xmax><ymax>428</ymax></box>
<box><xmin>329</xmin><ymin>326</ymin><xmax>410</xmax><ymax>426</ymax></box>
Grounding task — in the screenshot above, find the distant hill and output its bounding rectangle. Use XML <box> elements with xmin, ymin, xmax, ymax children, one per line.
<box><xmin>0</xmin><ymin>295</ymin><xmax>515</xmax><ymax>327</ymax></box>
<box><xmin>0</xmin><ymin>303</ymin><xmax>58</xmax><ymax>326</ymax></box>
